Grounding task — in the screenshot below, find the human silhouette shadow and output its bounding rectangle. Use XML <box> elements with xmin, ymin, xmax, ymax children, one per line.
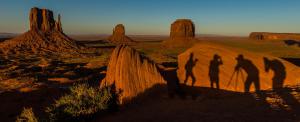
<box><xmin>263</xmin><ymin>57</ymin><xmax>286</xmax><ymax>90</ymax></box>
<box><xmin>234</xmin><ymin>54</ymin><xmax>260</xmax><ymax>93</ymax></box>
<box><xmin>263</xmin><ymin>57</ymin><xmax>300</xmax><ymax>113</ymax></box>
<box><xmin>183</xmin><ymin>53</ymin><xmax>198</xmax><ymax>86</ymax></box>
<box><xmin>209</xmin><ymin>54</ymin><xmax>223</xmax><ymax>89</ymax></box>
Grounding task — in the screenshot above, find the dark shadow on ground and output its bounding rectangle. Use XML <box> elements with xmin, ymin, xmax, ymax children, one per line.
<box><xmin>96</xmin><ymin>82</ymin><xmax>300</xmax><ymax>122</ymax></box>
<box><xmin>1</xmin><ymin>56</ymin><xmax>107</xmax><ymax>86</ymax></box>
<box><xmin>76</xmin><ymin>40</ymin><xmax>116</xmax><ymax>48</ymax></box>
<box><xmin>284</xmin><ymin>40</ymin><xmax>300</xmax><ymax>47</ymax></box>
<box><xmin>0</xmin><ymin>86</ymin><xmax>67</xmax><ymax>122</ymax></box>
<box><xmin>0</xmin><ymin>38</ymin><xmax>11</xmax><ymax>42</ymax></box>
<box><xmin>161</xmin><ymin>62</ymin><xmax>178</xmax><ymax>68</ymax></box>
<box><xmin>76</xmin><ymin>40</ymin><xmax>108</xmax><ymax>45</ymax></box>
<box><xmin>282</xmin><ymin>58</ymin><xmax>300</xmax><ymax>67</ymax></box>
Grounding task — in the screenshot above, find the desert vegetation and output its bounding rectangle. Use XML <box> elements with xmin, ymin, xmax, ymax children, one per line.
<box><xmin>46</xmin><ymin>83</ymin><xmax>117</xmax><ymax>121</ymax></box>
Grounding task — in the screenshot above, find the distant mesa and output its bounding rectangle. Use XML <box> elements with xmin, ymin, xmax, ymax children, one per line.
<box><xmin>100</xmin><ymin>45</ymin><xmax>166</xmax><ymax>104</ymax></box>
<box><xmin>107</xmin><ymin>24</ymin><xmax>136</xmax><ymax>44</ymax></box>
<box><xmin>177</xmin><ymin>42</ymin><xmax>300</xmax><ymax>92</ymax></box>
<box><xmin>163</xmin><ymin>19</ymin><xmax>198</xmax><ymax>47</ymax></box>
<box><xmin>170</xmin><ymin>19</ymin><xmax>195</xmax><ymax>38</ymax></box>
<box><xmin>0</xmin><ymin>7</ymin><xmax>81</xmax><ymax>55</ymax></box>
<box><xmin>249</xmin><ymin>32</ymin><xmax>300</xmax><ymax>41</ymax></box>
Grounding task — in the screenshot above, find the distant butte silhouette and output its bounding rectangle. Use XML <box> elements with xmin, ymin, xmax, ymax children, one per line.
<box><xmin>107</xmin><ymin>24</ymin><xmax>136</xmax><ymax>44</ymax></box>
<box><xmin>163</xmin><ymin>19</ymin><xmax>199</xmax><ymax>47</ymax></box>
<box><xmin>0</xmin><ymin>7</ymin><xmax>81</xmax><ymax>56</ymax></box>
<box><xmin>249</xmin><ymin>32</ymin><xmax>300</xmax><ymax>40</ymax></box>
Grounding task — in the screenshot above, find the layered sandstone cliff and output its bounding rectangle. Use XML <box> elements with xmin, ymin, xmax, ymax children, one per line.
<box><xmin>249</xmin><ymin>32</ymin><xmax>300</xmax><ymax>40</ymax></box>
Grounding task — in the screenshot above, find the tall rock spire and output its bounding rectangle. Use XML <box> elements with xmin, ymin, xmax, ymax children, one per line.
<box><xmin>29</xmin><ymin>7</ymin><xmax>63</xmax><ymax>32</ymax></box>
<box><xmin>55</xmin><ymin>14</ymin><xmax>63</xmax><ymax>32</ymax></box>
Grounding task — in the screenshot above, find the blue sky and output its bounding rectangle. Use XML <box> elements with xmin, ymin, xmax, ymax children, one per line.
<box><xmin>0</xmin><ymin>0</ymin><xmax>299</xmax><ymax>36</ymax></box>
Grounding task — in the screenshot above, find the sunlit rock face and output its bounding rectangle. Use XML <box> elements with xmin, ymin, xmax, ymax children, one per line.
<box><xmin>100</xmin><ymin>45</ymin><xmax>166</xmax><ymax>104</ymax></box>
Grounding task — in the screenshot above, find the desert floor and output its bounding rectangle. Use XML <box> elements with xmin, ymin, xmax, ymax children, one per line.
<box><xmin>1</xmin><ymin>35</ymin><xmax>300</xmax><ymax>121</ymax></box>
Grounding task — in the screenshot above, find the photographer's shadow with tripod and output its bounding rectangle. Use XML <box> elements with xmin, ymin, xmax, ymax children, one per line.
<box><xmin>233</xmin><ymin>54</ymin><xmax>260</xmax><ymax>93</ymax></box>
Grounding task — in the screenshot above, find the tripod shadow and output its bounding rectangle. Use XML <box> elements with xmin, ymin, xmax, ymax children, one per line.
<box><xmin>209</xmin><ymin>54</ymin><xmax>223</xmax><ymax>89</ymax></box>
<box><xmin>183</xmin><ymin>53</ymin><xmax>198</xmax><ymax>86</ymax></box>
<box><xmin>234</xmin><ymin>54</ymin><xmax>260</xmax><ymax>93</ymax></box>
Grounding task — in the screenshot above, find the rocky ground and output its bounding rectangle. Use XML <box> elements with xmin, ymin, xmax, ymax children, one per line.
<box><xmin>1</xmin><ymin>36</ymin><xmax>300</xmax><ymax>121</ymax></box>
<box><xmin>98</xmin><ymin>85</ymin><xmax>300</xmax><ymax>122</ymax></box>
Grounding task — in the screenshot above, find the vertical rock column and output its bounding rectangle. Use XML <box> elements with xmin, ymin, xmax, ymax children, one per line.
<box><xmin>29</xmin><ymin>7</ymin><xmax>59</xmax><ymax>32</ymax></box>
<box><xmin>55</xmin><ymin>14</ymin><xmax>63</xmax><ymax>32</ymax></box>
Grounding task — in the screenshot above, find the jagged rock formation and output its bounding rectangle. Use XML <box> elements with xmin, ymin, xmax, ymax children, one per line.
<box><xmin>0</xmin><ymin>7</ymin><xmax>80</xmax><ymax>55</ymax></box>
<box><xmin>55</xmin><ymin>14</ymin><xmax>63</xmax><ymax>32</ymax></box>
<box><xmin>107</xmin><ymin>24</ymin><xmax>136</xmax><ymax>44</ymax></box>
<box><xmin>29</xmin><ymin>7</ymin><xmax>62</xmax><ymax>32</ymax></box>
<box><xmin>249</xmin><ymin>32</ymin><xmax>300</xmax><ymax>40</ymax></box>
<box><xmin>163</xmin><ymin>19</ymin><xmax>198</xmax><ymax>47</ymax></box>
<box><xmin>100</xmin><ymin>45</ymin><xmax>166</xmax><ymax>104</ymax></box>
<box><xmin>177</xmin><ymin>42</ymin><xmax>300</xmax><ymax>92</ymax></box>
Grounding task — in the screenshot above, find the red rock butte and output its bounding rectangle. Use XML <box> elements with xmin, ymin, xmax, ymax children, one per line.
<box><xmin>30</xmin><ymin>7</ymin><xmax>62</xmax><ymax>32</ymax></box>
<box><xmin>107</xmin><ymin>24</ymin><xmax>136</xmax><ymax>44</ymax></box>
<box><xmin>0</xmin><ymin>7</ymin><xmax>81</xmax><ymax>55</ymax></box>
<box><xmin>249</xmin><ymin>32</ymin><xmax>300</xmax><ymax>40</ymax></box>
<box><xmin>163</xmin><ymin>19</ymin><xmax>198</xmax><ymax>47</ymax></box>
<box><xmin>170</xmin><ymin>19</ymin><xmax>195</xmax><ymax>39</ymax></box>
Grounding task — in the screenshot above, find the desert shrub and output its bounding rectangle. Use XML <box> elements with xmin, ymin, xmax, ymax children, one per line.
<box><xmin>46</xmin><ymin>83</ymin><xmax>117</xmax><ymax>121</ymax></box>
<box><xmin>16</xmin><ymin>107</ymin><xmax>38</xmax><ymax>122</ymax></box>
